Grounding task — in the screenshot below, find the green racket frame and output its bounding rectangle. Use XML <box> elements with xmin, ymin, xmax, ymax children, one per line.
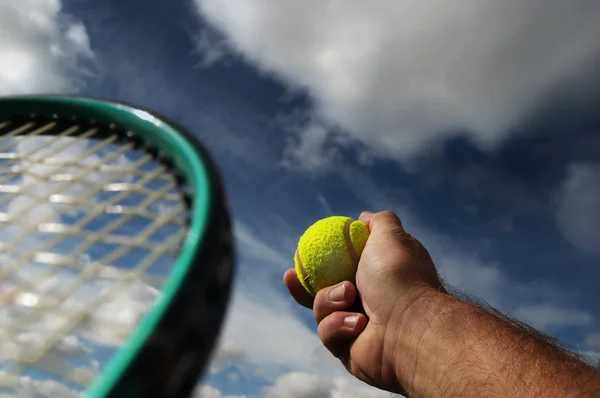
<box><xmin>0</xmin><ymin>96</ymin><xmax>235</xmax><ymax>398</ymax></box>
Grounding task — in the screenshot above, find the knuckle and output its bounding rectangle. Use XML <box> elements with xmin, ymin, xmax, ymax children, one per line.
<box><xmin>374</xmin><ymin>210</ymin><xmax>404</xmax><ymax>228</ymax></box>
<box><xmin>313</xmin><ymin>290</ymin><xmax>332</xmax><ymax>323</ymax></box>
<box><xmin>359</xmin><ymin>210</ymin><xmax>373</xmax><ymax>218</ymax></box>
<box><xmin>317</xmin><ymin>316</ymin><xmax>334</xmax><ymax>341</ymax></box>
<box><xmin>314</xmin><ymin>288</ymin><xmax>329</xmax><ymax>307</ymax></box>
<box><xmin>376</xmin><ymin>210</ymin><xmax>397</xmax><ymax>219</ymax></box>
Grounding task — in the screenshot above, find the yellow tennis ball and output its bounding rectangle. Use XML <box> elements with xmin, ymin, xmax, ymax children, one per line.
<box><xmin>294</xmin><ymin>216</ymin><xmax>370</xmax><ymax>297</ymax></box>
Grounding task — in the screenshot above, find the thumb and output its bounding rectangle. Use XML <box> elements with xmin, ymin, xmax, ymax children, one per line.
<box><xmin>360</xmin><ymin>210</ymin><xmax>407</xmax><ymax>241</ymax></box>
<box><xmin>369</xmin><ymin>210</ymin><xmax>405</xmax><ymax>231</ymax></box>
<box><xmin>359</xmin><ymin>210</ymin><xmax>405</xmax><ymax>229</ymax></box>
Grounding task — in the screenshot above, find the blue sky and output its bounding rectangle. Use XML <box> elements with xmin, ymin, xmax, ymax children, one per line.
<box><xmin>2</xmin><ymin>0</ymin><xmax>600</xmax><ymax>397</ymax></box>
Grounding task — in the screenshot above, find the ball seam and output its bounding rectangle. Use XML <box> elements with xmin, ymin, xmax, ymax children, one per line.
<box><xmin>296</xmin><ymin>250</ymin><xmax>315</xmax><ymax>296</ymax></box>
<box><xmin>343</xmin><ymin>218</ymin><xmax>360</xmax><ymax>266</ymax></box>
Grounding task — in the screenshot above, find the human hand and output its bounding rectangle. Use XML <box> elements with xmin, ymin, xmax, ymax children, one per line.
<box><xmin>283</xmin><ymin>210</ymin><xmax>446</xmax><ymax>394</ymax></box>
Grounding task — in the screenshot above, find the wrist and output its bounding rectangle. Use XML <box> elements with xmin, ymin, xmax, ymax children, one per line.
<box><xmin>389</xmin><ymin>284</ymin><xmax>452</xmax><ymax>343</ymax></box>
<box><xmin>387</xmin><ymin>286</ymin><xmax>460</xmax><ymax>396</ymax></box>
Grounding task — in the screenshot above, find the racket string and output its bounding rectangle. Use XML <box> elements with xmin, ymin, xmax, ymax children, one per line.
<box><xmin>0</xmin><ymin>133</ymin><xmax>134</xmax><ymax>220</ymax></box>
<box><xmin>14</xmin><ymin>231</ymin><xmax>187</xmax><ymax>365</ymax></box>
<box><xmin>0</xmin><ymin>130</ymin><xmax>179</xmax><ymax>247</ymax></box>
<box><xmin>0</xmin><ymin>175</ymin><xmax>186</xmax><ymax>306</ymax></box>
<box><xmin>0</xmin><ymin>121</ymin><xmax>58</xmax><ymax>153</ymax></box>
<box><xmin>0</xmin><ymin>118</ymin><xmax>192</xmax><ymax>391</ymax></box>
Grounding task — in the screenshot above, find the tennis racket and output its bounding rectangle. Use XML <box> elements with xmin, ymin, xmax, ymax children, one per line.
<box><xmin>0</xmin><ymin>96</ymin><xmax>235</xmax><ymax>397</ymax></box>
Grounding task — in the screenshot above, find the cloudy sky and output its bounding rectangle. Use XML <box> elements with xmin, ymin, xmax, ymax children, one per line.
<box><xmin>2</xmin><ymin>0</ymin><xmax>600</xmax><ymax>397</ymax></box>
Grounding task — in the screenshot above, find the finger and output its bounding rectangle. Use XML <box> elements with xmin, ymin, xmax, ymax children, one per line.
<box><xmin>314</xmin><ymin>281</ymin><xmax>357</xmax><ymax>324</ymax></box>
<box><xmin>283</xmin><ymin>268</ymin><xmax>314</xmax><ymax>309</ymax></box>
<box><xmin>369</xmin><ymin>210</ymin><xmax>406</xmax><ymax>233</ymax></box>
<box><xmin>317</xmin><ymin>311</ymin><xmax>368</xmax><ymax>360</ymax></box>
<box><xmin>358</xmin><ymin>211</ymin><xmax>374</xmax><ymax>228</ymax></box>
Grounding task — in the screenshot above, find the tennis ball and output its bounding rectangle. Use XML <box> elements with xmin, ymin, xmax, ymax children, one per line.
<box><xmin>294</xmin><ymin>216</ymin><xmax>370</xmax><ymax>297</ymax></box>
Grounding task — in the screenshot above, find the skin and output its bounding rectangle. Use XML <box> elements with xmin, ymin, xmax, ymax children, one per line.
<box><xmin>283</xmin><ymin>210</ymin><xmax>600</xmax><ymax>397</ymax></box>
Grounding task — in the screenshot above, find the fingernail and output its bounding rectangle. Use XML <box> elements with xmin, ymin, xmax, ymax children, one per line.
<box><xmin>328</xmin><ymin>284</ymin><xmax>345</xmax><ymax>303</ymax></box>
<box><xmin>344</xmin><ymin>315</ymin><xmax>359</xmax><ymax>329</ymax></box>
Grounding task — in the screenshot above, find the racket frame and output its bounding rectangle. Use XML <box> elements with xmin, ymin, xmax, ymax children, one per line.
<box><xmin>0</xmin><ymin>96</ymin><xmax>235</xmax><ymax>397</ymax></box>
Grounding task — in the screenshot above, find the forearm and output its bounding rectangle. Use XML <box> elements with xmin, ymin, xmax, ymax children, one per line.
<box><xmin>393</xmin><ymin>289</ymin><xmax>600</xmax><ymax>398</ymax></box>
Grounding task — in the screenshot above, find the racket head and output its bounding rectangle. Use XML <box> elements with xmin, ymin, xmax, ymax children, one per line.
<box><xmin>0</xmin><ymin>96</ymin><xmax>235</xmax><ymax>397</ymax></box>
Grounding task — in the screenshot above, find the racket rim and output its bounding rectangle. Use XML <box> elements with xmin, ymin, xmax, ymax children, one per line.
<box><xmin>0</xmin><ymin>95</ymin><xmax>227</xmax><ymax>397</ymax></box>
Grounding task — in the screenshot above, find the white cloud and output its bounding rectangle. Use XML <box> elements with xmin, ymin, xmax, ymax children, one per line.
<box><xmin>77</xmin><ymin>279</ymin><xmax>160</xmax><ymax>346</ymax></box>
<box><xmin>234</xmin><ymin>222</ymin><xmax>289</xmax><ymax>267</ymax></box>
<box><xmin>208</xmin><ymin>341</ymin><xmax>246</xmax><ymax>375</ymax></box>
<box><xmin>215</xmin><ymin>287</ymin><xmax>323</xmax><ymax>378</ymax></box>
<box><xmin>513</xmin><ymin>304</ymin><xmax>593</xmax><ymax>331</ymax></box>
<box><xmin>194</xmin><ymin>385</ymin><xmax>223</xmax><ymax>398</ymax></box>
<box><xmin>331</xmin><ymin>376</ymin><xmax>402</xmax><ymax>398</ymax></box>
<box><xmin>262</xmin><ymin>371</ymin><xmax>400</xmax><ymax>398</ymax></box>
<box><xmin>0</xmin><ymin>375</ymin><xmax>80</xmax><ymax>398</ymax></box>
<box><xmin>555</xmin><ymin>163</ymin><xmax>600</xmax><ymax>254</ymax></box>
<box><xmin>0</xmin><ymin>0</ymin><xmax>93</xmax><ymax>96</ymax></box>
<box><xmin>192</xmin><ymin>384</ymin><xmax>245</xmax><ymax>398</ymax></box>
<box><xmin>281</xmin><ymin>119</ymin><xmax>342</xmax><ymax>173</ymax></box>
<box><xmin>579</xmin><ymin>350</ymin><xmax>600</xmax><ymax>368</ymax></box>
<box><xmin>193</xmin><ymin>28</ymin><xmax>231</xmax><ymax>67</ymax></box>
<box><xmin>262</xmin><ymin>372</ymin><xmax>332</xmax><ymax>398</ymax></box>
<box><xmin>193</xmin><ymin>0</ymin><xmax>600</xmax><ymax>168</ymax></box>
<box><xmin>317</xmin><ymin>194</ymin><xmax>335</xmax><ymax>216</ymax></box>
<box><xmin>226</xmin><ymin>372</ymin><xmax>240</xmax><ymax>383</ymax></box>
<box><xmin>585</xmin><ymin>332</ymin><xmax>600</xmax><ymax>349</ymax></box>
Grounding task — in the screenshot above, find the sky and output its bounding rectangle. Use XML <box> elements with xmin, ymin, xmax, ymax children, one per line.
<box><xmin>1</xmin><ymin>0</ymin><xmax>599</xmax><ymax>397</ymax></box>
